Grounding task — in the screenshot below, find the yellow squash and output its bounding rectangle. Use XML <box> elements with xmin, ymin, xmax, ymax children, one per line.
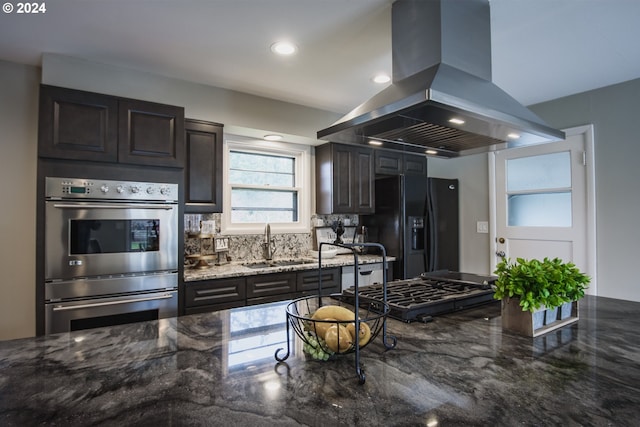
<box><xmin>311</xmin><ymin>305</ymin><xmax>356</xmax><ymax>322</ymax></box>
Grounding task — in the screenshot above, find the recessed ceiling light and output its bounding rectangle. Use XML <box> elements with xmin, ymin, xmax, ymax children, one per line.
<box><xmin>368</xmin><ymin>140</ymin><xmax>383</xmax><ymax>146</ymax></box>
<box><xmin>448</xmin><ymin>118</ymin><xmax>465</xmax><ymax>125</ymax></box>
<box><xmin>507</xmin><ymin>133</ymin><xmax>521</xmax><ymax>139</ymax></box>
<box><xmin>425</xmin><ymin>149</ymin><xmax>438</xmax><ymax>155</ymax></box>
<box><xmin>372</xmin><ymin>74</ymin><xmax>391</xmax><ymax>84</ymax></box>
<box><xmin>264</xmin><ymin>134</ymin><xmax>283</xmax><ymax>141</ymax></box>
<box><xmin>270</xmin><ymin>41</ymin><xmax>297</xmax><ymax>55</ymax></box>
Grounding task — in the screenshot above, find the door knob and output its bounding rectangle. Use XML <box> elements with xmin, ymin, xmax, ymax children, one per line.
<box><xmin>496</xmin><ymin>250</ymin><xmax>506</xmax><ymax>258</ymax></box>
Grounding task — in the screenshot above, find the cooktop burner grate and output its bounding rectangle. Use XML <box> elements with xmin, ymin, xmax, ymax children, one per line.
<box><xmin>341</xmin><ymin>274</ymin><xmax>497</xmax><ymax>322</ymax></box>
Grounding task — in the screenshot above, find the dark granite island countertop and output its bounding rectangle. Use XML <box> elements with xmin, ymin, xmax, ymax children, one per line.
<box><xmin>1</xmin><ymin>295</ymin><xmax>639</xmax><ymax>426</ymax></box>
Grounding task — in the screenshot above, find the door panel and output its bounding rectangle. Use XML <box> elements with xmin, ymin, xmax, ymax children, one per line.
<box><xmin>506</xmin><ymin>239</ymin><xmax>573</xmax><ymax>262</ymax></box>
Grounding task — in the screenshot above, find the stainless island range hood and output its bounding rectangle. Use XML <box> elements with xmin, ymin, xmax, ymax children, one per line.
<box><xmin>317</xmin><ymin>0</ymin><xmax>565</xmax><ymax>158</ymax></box>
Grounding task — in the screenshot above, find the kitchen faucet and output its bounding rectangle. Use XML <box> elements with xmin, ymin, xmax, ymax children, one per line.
<box><xmin>262</xmin><ymin>223</ymin><xmax>277</xmax><ymax>260</ymax></box>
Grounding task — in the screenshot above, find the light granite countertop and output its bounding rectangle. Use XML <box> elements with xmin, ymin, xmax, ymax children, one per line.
<box><xmin>184</xmin><ymin>253</ymin><xmax>395</xmax><ymax>282</ymax></box>
<box><xmin>0</xmin><ymin>295</ymin><xmax>638</xmax><ymax>426</ymax></box>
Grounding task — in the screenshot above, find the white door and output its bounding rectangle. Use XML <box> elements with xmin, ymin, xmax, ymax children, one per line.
<box><xmin>490</xmin><ymin>125</ymin><xmax>596</xmax><ymax>295</ymax></box>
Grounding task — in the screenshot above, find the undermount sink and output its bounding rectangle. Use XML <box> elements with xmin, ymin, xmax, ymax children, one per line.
<box><xmin>243</xmin><ymin>259</ymin><xmax>313</xmax><ymax>269</ymax></box>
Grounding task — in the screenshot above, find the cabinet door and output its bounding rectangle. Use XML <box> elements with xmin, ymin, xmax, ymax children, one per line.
<box><xmin>316</xmin><ymin>143</ymin><xmax>374</xmax><ymax>214</ymax></box>
<box><xmin>375</xmin><ymin>150</ymin><xmax>427</xmax><ymax>176</ymax></box>
<box><xmin>118</xmin><ymin>99</ymin><xmax>185</xmax><ymax>168</ymax></box>
<box><xmin>354</xmin><ymin>146</ymin><xmax>375</xmax><ymax>213</ymax></box>
<box><xmin>184</xmin><ymin>277</ymin><xmax>246</xmax><ymax>311</ymax></box>
<box><xmin>375</xmin><ymin>150</ymin><xmax>403</xmax><ymax>175</ymax></box>
<box><xmin>297</xmin><ymin>268</ymin><xmax>340</xmax><ymax>296</ymax></box>
<box><xmin>332</xmin><ymin>145</ymin><xmax>355</xmax><ymax>212</ymax></box>
<box><xmin>404</xmin><ymin>154</ymin><xmax>427</xmax><ymax>175</ymax></box>
<box><xmin>38</xmin><ymin>85</ymin><xmax>118</xmax><ymax>162</ymax></box>
<box><xmin>185</xmin><ymin>119</ymin><xmax>223</xmax><ymax>213</ymax></box>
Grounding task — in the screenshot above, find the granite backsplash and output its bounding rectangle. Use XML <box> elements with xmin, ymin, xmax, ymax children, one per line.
<box><xmin>184</xmin><ymin>213</ymin><xmax>358</xmax><ymax>265</ymax></box>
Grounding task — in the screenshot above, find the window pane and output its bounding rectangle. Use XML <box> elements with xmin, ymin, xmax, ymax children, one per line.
<box><xmin>228</xmin><ymin>149</ymin><xmax>300</xmax><ymax>224</ymax></box>
<box><xmin>231</xmin><ymin>188</ymin><xmax>298</xmax><ymax>223</ymax></box>
<box><xmin>508</xmin><ymin>192</ymin><xmax>572</xmax><ymax>227</ymax></box>
<box><xmin>229</xmin><ymin>151</ymin><xmax>294</xmax><ymax>186</ymax></box>
<box><xmin>507</xmin><ymin>152</ymin><xmax>571</xmax><ymax>191</ymax></box>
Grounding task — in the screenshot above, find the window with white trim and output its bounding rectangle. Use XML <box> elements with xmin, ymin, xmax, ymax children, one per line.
<box><xmin>222</xmin><ymin>137</ymin><xmax>310</xmax><ymax>234</ymax></box>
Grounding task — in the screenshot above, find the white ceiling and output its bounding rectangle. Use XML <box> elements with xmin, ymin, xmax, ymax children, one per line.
<box><xmin>1</xmin><ymin>0</ymin><xmax>640</xmax><ymax>115</ymax></box>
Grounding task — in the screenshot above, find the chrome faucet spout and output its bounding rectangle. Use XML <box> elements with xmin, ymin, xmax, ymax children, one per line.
<box><xmin>263</xmin><ymin>223</ymin><xmax>276</xmax><ymax>260</ymax></box>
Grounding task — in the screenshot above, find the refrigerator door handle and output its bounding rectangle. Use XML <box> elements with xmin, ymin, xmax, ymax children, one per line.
<box><xmin>426</xmin><ymin>194</ymin><xmax>436</xmax><ymax>272</ymax></box>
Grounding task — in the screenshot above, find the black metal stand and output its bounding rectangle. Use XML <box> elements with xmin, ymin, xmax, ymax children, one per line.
<box><xmin>275</xmin><ymin>242</ymin><xmax>397</xmax><ymax>384</ymax></box>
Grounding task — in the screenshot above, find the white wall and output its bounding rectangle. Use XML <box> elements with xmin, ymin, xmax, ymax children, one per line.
<box><xmin>0</xmin><ymin>60</ymin><xmax>40</xmax><ymax>340</ymax></box>
<box><xmin>530</xmin><ymin>78</ymin><xmax>640</xmax><ymax>302</ymax></box>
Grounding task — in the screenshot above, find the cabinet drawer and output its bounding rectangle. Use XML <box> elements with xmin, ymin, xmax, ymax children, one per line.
<box><xmin>297</xmin><ymin>268</ymin><xmax>340</xmax><ymax>294</ymax></box>
<box><xmin>184</xmin><ymin>277</ymin><xmax>246</xmax><ymax>308</ymax></box>
<box><xmin>246</xmin><ymin>273</ymin><xmax>296</xmax><ymax>299</ymax></box>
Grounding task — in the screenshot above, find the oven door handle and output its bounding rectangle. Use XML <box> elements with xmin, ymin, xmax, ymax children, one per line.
<box><xmin>51</xmin><ymin>293</ymin><xmax>175</xmax><ymax>311</ymax></box>
<box><xmin>52</xmin><ymin>203</ymin><xmax>175</xmax><ymax>210</ymax></box>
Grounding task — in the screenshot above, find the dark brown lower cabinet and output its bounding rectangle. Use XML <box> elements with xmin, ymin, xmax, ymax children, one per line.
<box><xmin>183</xmin><ymin>268</ymin><xmax>343</xmax><ymax>314</ymax></box>
<box><xmin>246</xmin><ymin>273</ymin><xmax>297</xmax><ymax>306</ymax></box>
<box><xmin>297</xmin><ymin>268</ymin><xmax>340</xmax><ymax>296</ymax></box>
<box><xmin>184</xmin><ymin>277</ymin><xmax>246</xmax><ymax>315</ymax></box>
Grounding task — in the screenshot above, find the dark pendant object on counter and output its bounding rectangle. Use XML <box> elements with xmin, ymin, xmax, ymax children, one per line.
<box><xmin>332</xmin><ymin>220</ymin><xmax>345</xmax><ymax>244</ymax></box>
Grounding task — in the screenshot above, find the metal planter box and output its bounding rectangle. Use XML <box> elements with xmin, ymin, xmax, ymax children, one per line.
<box><xmin>501</xmin><ymin>297</ymin><xmax>579</xmax><ymax>337</ymax></box>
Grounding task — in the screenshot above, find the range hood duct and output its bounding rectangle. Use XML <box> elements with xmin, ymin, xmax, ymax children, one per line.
<box><xmin>317</xmin><ymin>0</ymin><xmax>565</xmax><ymax>157</ymax></box>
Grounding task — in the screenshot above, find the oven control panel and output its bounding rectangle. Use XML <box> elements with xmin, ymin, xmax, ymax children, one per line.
<box><xmin>45</xmin><ymin>177</ymin><xmax>179</xmax><ymax>202</ymax></box>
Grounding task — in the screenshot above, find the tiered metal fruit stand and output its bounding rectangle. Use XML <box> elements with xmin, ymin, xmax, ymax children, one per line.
<box><xmin>275</xmin><ymin>242</ymin><xmax>397</xmax><ymax>384</ymax></box>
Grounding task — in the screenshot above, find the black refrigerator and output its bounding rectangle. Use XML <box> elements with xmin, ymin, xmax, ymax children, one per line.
<box><xmin>362</xmin><ymin>175</ymin><xmax>459</xmax><ymax>280</ymax></box>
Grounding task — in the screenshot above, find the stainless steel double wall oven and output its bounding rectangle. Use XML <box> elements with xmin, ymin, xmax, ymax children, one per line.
<box><xmin>44</xmin><ymin>177</ymin><xmax>179</xmax><ymax>334</ymax></box>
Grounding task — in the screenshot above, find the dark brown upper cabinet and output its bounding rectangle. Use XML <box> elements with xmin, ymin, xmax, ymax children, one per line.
<box><xmin>375</xmin><ymin>150</ymin><xmax>427</xmax><ymax>176</ymax></box>
<box><xmin>118</xmin><ymin>98</ymin><xmax>185</xmax><ymax>168</ymax></box>
<box><xmin>316</xmin><ymin>143</ymin><xmax>374</xmax><ymax>214</ymax></box>
<box><xmin>38</xmin><ymin>85</ymin><xmax>185</xmax><ymax>168</ymax></box>
<box><xmin>38</xmin><ymin>85</ymin><xmax>118</xmax><ymax>162</ymax></box>
<box><xmin>184</xmin><ymin>119</ymin><xmax>224</xmax><ymax>213</ymax></box>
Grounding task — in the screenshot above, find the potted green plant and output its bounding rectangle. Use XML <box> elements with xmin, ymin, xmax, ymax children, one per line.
<box><xmin>493</xmin><ymin>257</ymin><xmax>590</xmax><ymax>336</ymax></box>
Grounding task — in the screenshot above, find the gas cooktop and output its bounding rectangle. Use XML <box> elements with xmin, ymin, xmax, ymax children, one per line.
<box><xmin>341</xmin><ymin>271</ymin><xmax>497</xmax><ymax>322</ymax></box>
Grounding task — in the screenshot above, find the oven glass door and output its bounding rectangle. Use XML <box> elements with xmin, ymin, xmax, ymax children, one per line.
<box><xmin>45</xmin><ymin>201</ymin><xmax>178</xmax><ymax>280</ymax></box>
<box><xmin>70</xmin><ymin>218</ymin><xmax>160</xmax><ymax>254</ymax></box>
